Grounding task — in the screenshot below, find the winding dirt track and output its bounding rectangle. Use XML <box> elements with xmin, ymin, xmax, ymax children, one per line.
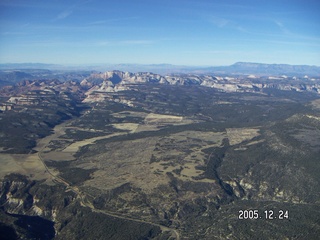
<box><xmin>36</xmin><ymin>120</ymin><xmax>180</xmax><ymax>240</ymax></box>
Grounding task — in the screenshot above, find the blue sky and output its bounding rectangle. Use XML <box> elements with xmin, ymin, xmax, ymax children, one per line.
<box><xmin>0</xmin><ymin>0</ymin><xmax>319</xmax><ymax>66</ymax></box>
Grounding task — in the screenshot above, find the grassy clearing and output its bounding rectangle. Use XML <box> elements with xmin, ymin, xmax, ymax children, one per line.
<box><xmin>0</xmin><ymin>154</ymin><xmax>50</xmax><ymax>180</ymax></box>
<box><xmin>112</xmin><ymin>123</ymin><xmax>139</xmax><ymax>133</ymax></box>
<box><xmin>83</xmin><ymin>137</ymin><xmax>162</xmax><ymax>192</ymax></box>
<box><xmin>226</xmin><ymin>127</ymin><xmax>261</xmax><ymax>145</ymax></box>
<box><xmin>145</xmin><ymin>113</ymin><xmax>183</xmax><ymax>121</ymax></box>
<box><xmin>310</xmin><ymin>99</ymin><xmax>320</xmax><ymax>110</ymax></box>
<box><xmin>62</xmin><ymin>132</ymin><xmax>126</xmax><ymax>153</ymax></box>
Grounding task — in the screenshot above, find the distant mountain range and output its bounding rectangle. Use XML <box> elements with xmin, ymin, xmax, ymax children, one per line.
<box><xmin>206</xmin><ymin>62</ymin><xmax>320</xmax><ymax>76</ymax></box>
<box><xmin>0</xmin><ymin>62</ymin><xmax>320</xmax><ymax>76</ymax></box>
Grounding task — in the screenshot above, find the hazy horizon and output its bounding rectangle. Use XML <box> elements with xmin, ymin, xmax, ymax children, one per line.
<box><xmin>1</xmin><ymin>61</ymin><xmax>320</xmax><ymax>68</ymax></box>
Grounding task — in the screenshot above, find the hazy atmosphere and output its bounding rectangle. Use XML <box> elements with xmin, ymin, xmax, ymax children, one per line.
<box><xmin>0</xmin><ymin>0</ymin><xmax>319</xmax><ymax>66</ymax></box>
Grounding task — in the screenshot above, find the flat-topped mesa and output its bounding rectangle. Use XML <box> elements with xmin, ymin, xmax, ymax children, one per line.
<box><xmin>81</xmin><ymin>71</ymin><xmax>320</xmax><ymax>97</ymax></box>
<box><xmin>83</xmin><ymin>70</ymin><xmax>168</xmax><ymax>85</ymax></box>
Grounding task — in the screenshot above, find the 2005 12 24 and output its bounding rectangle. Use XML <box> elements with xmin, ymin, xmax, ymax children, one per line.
<box><xmin>238</xmin><ymin>209</ymin><xmax>289</xmax><ymax>220</ymax></box>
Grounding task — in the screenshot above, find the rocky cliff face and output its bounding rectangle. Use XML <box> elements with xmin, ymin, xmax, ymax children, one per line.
<box><xmin>0</xmin><ymin>174</ymin><xmax>76</xmax><ymax>239</ymax></box>
<box><xmin>0</xmin><ymin>174</ymin><xmax>169</xmax><ymax>239</ymax></box>
<box><xmin>0</xmin><ymin>175</ymin><xmax>75</xmax><ymax>217</ymax></box>
<box><xmin>81</xmin><ymin>71</ymin><xmax>320</xmax><ymax>104</ymax></box>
